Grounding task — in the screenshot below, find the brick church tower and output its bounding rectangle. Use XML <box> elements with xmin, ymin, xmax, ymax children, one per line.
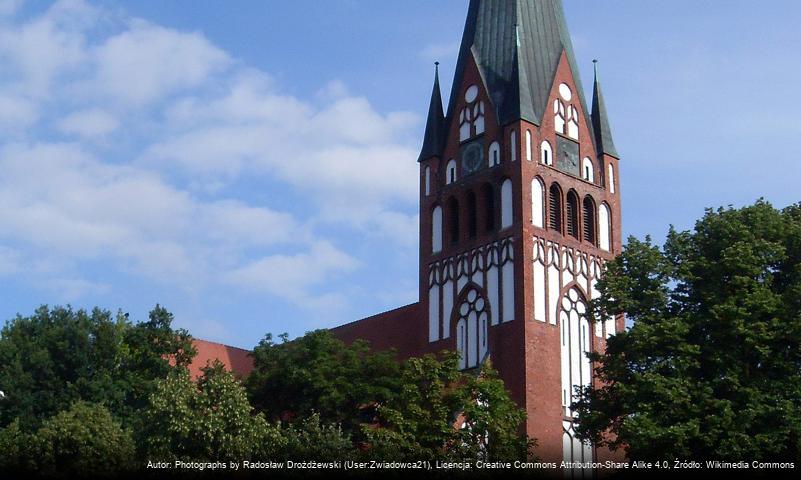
<box><xmin>333</xmin><ymin>0</ymin><xmax>623</xmax><ymax>467</ymax></box>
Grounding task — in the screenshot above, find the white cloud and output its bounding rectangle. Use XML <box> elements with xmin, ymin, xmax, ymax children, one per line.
<box><xmin>0</xmin><ymin>1</ymin><xmax>419</xmax><ymax>319</ymax></box>
<box><xmin>57</xmin><ymin>108</ymin><xmax>119</xmax><ymax>137</ymax></box>
<box><xmin>224</xmin><ymin>240</ymin><xmax>359</xmax><ymax>308</ymax></box>
<box><xmin>148</xmin><ymin>77</ymin><xmax>420</xmax><ymax>208</ymax></box>
<box><xmin>0</xmin><ymin>0</ymin><xmax>93</xmax><ymax>97</ymax></box>
<box><xmin>0</xmin><ymin>94</ymin><xmax>38</xmax><ymax>130</ymax></box>
<box><xmin>93</xmin><ymin>19</ymin><xmax>230</xmax><ymax>106</ymax></box>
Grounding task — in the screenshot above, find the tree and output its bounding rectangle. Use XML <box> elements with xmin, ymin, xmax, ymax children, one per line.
<box><xmin>365</xmin><ymin>352</ymin><xmax>531</xmax><ymax>461</ymax></box>
<box><xmin>246</xmin><ymin>330</ymin><xmax>402</xmax><ymax>437</ymax></box>
<box><xmin>11</xmin><ymin>402</ymin><xmax>135</xmax><ymax>477</ymax></box>
<box><xmin>0</xmin><ymin>304</ymin><xmax>195</xmax><ymax>430</ymax></box>
<box><xmin>140</xmin><ymin>361</ymin><xmax>282</xmax><ymax>460</ymax></box>
<box><xmin>574</xmin><ymin>200</ymin><xmax>801</xmax><ymax>461</ymax></box>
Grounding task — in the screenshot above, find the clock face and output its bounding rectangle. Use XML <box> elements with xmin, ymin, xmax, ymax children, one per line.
<box><xmin>556</xmin><ymin>137</ymin><xmax>580</xmax><ymax>176</ymax></box>
<box><xmin>460</xmin><ymin>141</ymin><xmax>483</xmax><ymax>175</ymax></box>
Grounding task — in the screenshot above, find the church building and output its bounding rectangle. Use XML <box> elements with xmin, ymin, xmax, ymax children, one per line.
<box><xmin>329</xmin><ymin>0</ymin><xmax>624</xmax><ymax>464</ymax></box>
<box><xmin>193</xmin><ymin>0</ymin><xmax>624</xmax><ymax>467</ymax></box>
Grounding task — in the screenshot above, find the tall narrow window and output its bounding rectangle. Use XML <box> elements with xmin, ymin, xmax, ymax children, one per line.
<box><xmin>566</xmin><ymin>191</ymin><xmax>579</xmax><ymax>239</ymax></box>
<box><xmin>531</xmin><ymin>178</ymin><xmax>545</xmax><ymax>228</ymax></box>
<box><xmin>446</xmin><ymin>159</ymin><xmax>457</xmax><ymax>185</ymax></box>
<box><xmin>424</xmin><ymin>166</ymin><xmax>431</xmax><ymax>196</ymax></box>
<box><xmin>583</xmin><ymin>196</ymin><xmax>596</xmax><ymax>245</ymax></box>
<box><xmin>549</xmin><ymin>184</ymin><xmax>563</xmax><ymax>233</ymax></box>
<box><xmin>525</xmin><ymin>130</ymin><xmax>533</xmax><ymax>161</ymax></box>
<box><xmin>482</xmin><ymin>184</ymin><xmax>495</xmax><ymax>232</ymax></box>
<box><xmin>467</xmin><ymin>191</ymin><xmax>477</xmax><ymax>238</ymax></box>
<box><xmin>541</xmin><ymin>141</ymin><xmax>552</xmax><ymax>166</ymax></box>
<box><xmin>608</xmin><ymin>164</ymin><xmax>616</xmax><ymax>193</ymax></box>
<box><xmin>432</xmin><ymin>205</ymin><xmax>442</xmax><ymax>253</ymax></box>
<box><xmin>599</xmin><ymin>203</ymin><xmax>611</xmax><ymax>251</ymax></box>
<box><xmin>488</xmin><ymin>141</ymin><xmax>501</xmax><ymax>167</ymax></box>
<box><xmin>582</xmin><ymin>158</ymin><xmax>594</xmax><ymax>182</ymax></box>
<box><xmin>448</xmin><ymin>197</ymin><xmax>460</xmax><ymax>245</ymax></box>
<box><xmin>501</xmin><ymin>179</ymin><xmax>513</xmax><ymax>229</ymax></box>
<box><xmin>510</xmin><ymin>130</ymin><xmax>517</xmax><ymax>162</ymax></box>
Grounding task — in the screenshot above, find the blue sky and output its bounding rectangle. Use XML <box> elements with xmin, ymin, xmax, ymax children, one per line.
<box><xmin>1</xmin><ymin>0</ymin><xmax>799</xmax><ymax>348</ymax></box>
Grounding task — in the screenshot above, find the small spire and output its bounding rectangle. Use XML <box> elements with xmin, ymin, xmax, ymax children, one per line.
<box><xmin>418</xmin><ymin>62</ymin><xmax>446</xmax><ymax>162</ymax></box>
<box><xmin>591</xmin><ymin>59</ymin><xmax>619</xmax><ymax>159</ymax></box>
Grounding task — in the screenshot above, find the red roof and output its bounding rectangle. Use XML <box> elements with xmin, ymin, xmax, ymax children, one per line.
<box><xmin>189</xmin><ymin>339</ymin><xmax>254</xmax><ymax>379</ymax></box>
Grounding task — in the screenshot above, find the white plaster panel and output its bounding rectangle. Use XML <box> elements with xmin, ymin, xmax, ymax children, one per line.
<box><xmin>502</xmin><ymin>261</ymin><xmax>514</xmax><ymax>322</ymax></box>
<box><xmin>533</xmin><ymin>260</ymin><xmax>546</xmax><ymax>322</ymax></box>
<box><xmin>428</xmin><ymin>285</ymin><xmax>440</xmax><ymax>342</ymax></box>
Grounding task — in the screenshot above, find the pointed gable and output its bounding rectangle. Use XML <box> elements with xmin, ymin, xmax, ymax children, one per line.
<box><xmin>446</xmin><ymin>0</ymin><xmax>592</xmax><ymax>132</ymax></box>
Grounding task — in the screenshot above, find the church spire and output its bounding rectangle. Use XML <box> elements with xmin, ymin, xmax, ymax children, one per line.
<box><xmin>446</xmin><ymin>0</ymin><xmax>590</xmax><ymax>128</ymax></box>
<box><xmin>591</xmin><ymin>60</ymin><xmax>619</xmax><ymax>159</ymax></box>
<box><xmin>418</xmin><ymin>62</ymin><xmax>445</xmax><ymax>162</ymax></box>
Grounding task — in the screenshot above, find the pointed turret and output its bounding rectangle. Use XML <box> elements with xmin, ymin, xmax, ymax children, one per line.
<box><xmin>447</xmin><ymin>0</ymin><xmax>591</xmax><ymax>128</ymax></box>
<box><xmin>591</xmin><ymin>60</ymin><xmax>619</xmax><ymax>159</ymax></box>
<box><xmin>418</xmin><ymin>62</ymin><xmax>445</xmax><ymax>162</ymax></box>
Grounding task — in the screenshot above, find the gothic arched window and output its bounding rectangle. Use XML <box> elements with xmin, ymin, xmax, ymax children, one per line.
<box><xmin>599</xmin><ymin>203</ymin><xmax>611</xmax><ymax>251</ymax></box>
<box><xmin>525</xmin><ymin>130</ymin><xmax>533</xmax><ymax>161</ymax></box>
<box><xmin>531</xmin><ymin>177</ymin><xmax>545</xmax><ymax>228</ymax></box>
<box><xmin>582</xmin><ymin>157</ymin><xmax>594</xmax><ymax>182</ymax></box>
<box><xmin>446</xmin><ymin>159</ymin><xmax>457</xmax><ymax>185</ymax></box>
<box><xmin>566</xmin><ymin>191</ymin><xmax>579</xmax><ymax>240</ymax></box>
<box><xmin>549</xmin><ymin>183</ymin><xmax>563</xmax><ymax>233</ymax></box>
<box><xmin>455</xmin><ymin>286</ymin><xmax>489</xmax><ymax>370</ymax></box>
<box><xmin>500</xmin><ymin>178</ymin><xmax>513</xmax><ymax>229</ymax></box>
<box><xmin>510</xmin><ymin>130</ymin><xmax>517</xmax><ymax>162</ymax></box>
<box><xmin>431</xmin><ymin>205</ymin><xmax>442</xmax><ymax>253</ymax></box>
<box><xmin>583</xmin><ymin>196</ymin><xmax>596</xmax><ymax>245</ymax></box>
<box><xmin>488</xmin><ymin>141</ymin><xmax>501</xmax><ymax>167</ymax></box>
<box><xmin>448</xmin><ymin>197</ymin><xmax>460</xmax><ymax>245</ymax></box>
<box><xmin>482</xmin><ymin>183</ymin><xmax>495</xmax><ymax>232</ymax></box>
<box><xmin>541</xmin><ymin>141</ymin><xmax>553</xmax><ymax>166</ymax></box>
<box><xmin>607</xmin><ymin>163</ymin><xmax>615</xmax><ymax>193</ymax></box>
<box><xmin>467</xmin><ymin>191</ymin><xmax>477</xmax><ymax>239</ymax></box>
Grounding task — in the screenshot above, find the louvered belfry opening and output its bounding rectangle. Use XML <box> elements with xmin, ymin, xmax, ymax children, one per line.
<box><xmin>482</xmin><ymin>183</ymin><xmax>495</xmax><ymax>232</ymax></box>
<box><xmin>448</xmin><ymin>197</ymin><xmax>460</xmax><ymax>245</ymax></box>
<box><xmin>566</xmin><ymin>191</ymin><xmax>579</xmax><ymax>239</ymax></box>
<box><xmin>467</xmin><ymin>191</ymin><xmax>477</xmax><ymax>238</ymax></box>
<box><xmin>583</xmin><ymin>196</ymin><xmax>596</xmax><ymax>245</ymax></box>
<box><xmin>549</xmin><ymin>184</ymin><xmax>562</xmax><ymax>233</ymax></box>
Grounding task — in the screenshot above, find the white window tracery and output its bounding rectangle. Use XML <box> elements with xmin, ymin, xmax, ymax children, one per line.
<box><xmin>555</xmin><ymin>83</ymin><xmax>579</xmax><ymax>140</ymax></box>
<box><xmin>459</xmin><ymin>85</ymin><xmax>485</xmax><ymax>141</ymax></box>
<box><xmin>455</xmin><ymin>286</ymin><xmax>489</xmax><ymax>370</ymax></box>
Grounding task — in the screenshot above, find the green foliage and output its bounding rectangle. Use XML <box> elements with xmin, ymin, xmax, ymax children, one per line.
<box><xmin>247</xmin><ymin>330</ymin><xmax>402</xmax><ymax>437</ymax></box>
<box><xmin>141</xmin><ymin>361</ymin><xmax>282</xmax><ymax>460</ymax></box>
<box><xmin>278</xmin><ymin>413</ymin><xmax>354</xmax><ymax>461</ymax></box>
<box><xmin>0</xmin><ymin>419</ymin><xmax>27</xmax><ymax>471</ymax></box>
<box><xmin>0</xmin><ymin>304</ymin><xmax>195</xmax><ymax>430</ymax></box>
<box><xmin>2</xmin><ymin>401</ymin><xmax>136</xmax><ymax>477</ymax></box>
<box><xmin>366</xmin><ymin>353</ymin><xmax>531</xmax><ymax>461</ymax></box>
<box><xmin>575</xmin><ymin>200</ymin><xmax>801</xmax><ymax>461</ymax></box>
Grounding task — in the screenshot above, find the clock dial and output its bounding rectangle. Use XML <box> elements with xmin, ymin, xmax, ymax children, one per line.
<box><xmin>556</xmin><ymin>137</ymin><xmax>580</xmax><ymax>177</ymax></box>
<box><xmin>460</xmin><ymin>141</ymin><xmax>484</xmax><ymax>175</ymax></box>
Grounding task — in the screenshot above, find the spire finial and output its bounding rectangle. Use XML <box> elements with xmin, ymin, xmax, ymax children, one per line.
<box><xmin>593</xmin><ymin>59</ymin><xmax>599</xmax><ymax>77</ymax></box>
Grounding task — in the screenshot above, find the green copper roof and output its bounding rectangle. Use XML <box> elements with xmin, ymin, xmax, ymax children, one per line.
<box><xmin>446</xmin><ymin>0</ymin><xmax>592</xmax><ymax>131</ymax></box>
<box><xmin>419</xmin><ymin>63</ymin><xmax>446</xmax><ymax>161</ymax></box>
<box><xmin>591</xmin><ymin>62</ymin><xmax>619</xmax><ymax>158</ymax></box>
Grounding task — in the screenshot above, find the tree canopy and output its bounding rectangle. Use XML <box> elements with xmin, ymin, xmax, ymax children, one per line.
<box><xmin>575</xmin><ymin>200</ymin><xmax>801</xmax><ymax>461</ymax></box>
<box><xmin>0</xmin><ymin>304</ymin><xmax>195</xmax><ymax>430</ymax></box>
